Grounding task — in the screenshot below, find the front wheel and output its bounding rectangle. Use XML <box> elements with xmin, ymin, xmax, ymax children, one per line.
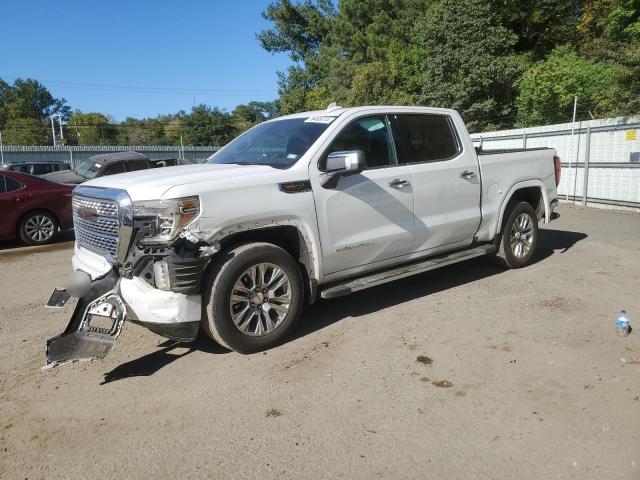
<box><xmin>492</xmin><ymin>201</ymin><xmax>538</xmax><ymax>269</ymax></box>
<box><xmin>202</xmin><ymin>242</ymin><xmax>305</xmax><ymax>353</ymax></box>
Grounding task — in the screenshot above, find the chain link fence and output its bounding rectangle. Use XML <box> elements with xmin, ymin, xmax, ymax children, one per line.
<box><xmin>0</xmin><ymin>145</ymin><xmax>221</xmax><ymax>169</ymax></box>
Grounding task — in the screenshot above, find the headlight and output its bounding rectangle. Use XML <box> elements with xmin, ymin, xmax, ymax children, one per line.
<box><xmin>133</xmin><ymin>196</ymin><xmax>200</xmax><ymax>245</ymax></box>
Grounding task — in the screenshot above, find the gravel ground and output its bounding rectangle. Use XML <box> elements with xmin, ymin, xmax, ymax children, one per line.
<box><xmin>1</xmin><ymin>204</ymin><xmax>639</xmax><ymax>480</ymax></box>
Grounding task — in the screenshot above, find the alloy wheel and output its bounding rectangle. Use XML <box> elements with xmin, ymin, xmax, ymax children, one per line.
<box><xmin>228</xmin><ymin>263</ymin><xmax>292</xmax><ymax>336</ymax></box>
<box><xmin>509</xmin><ymin>212</ymin><xmax>534</xmax><ymax>258</ymax></box>
<box><xmin>24</xmin><ymin>215</ymin><xmax>55</xmax><ymax>243</ymax></box>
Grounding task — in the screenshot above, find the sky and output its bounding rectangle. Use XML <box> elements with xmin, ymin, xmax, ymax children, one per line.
<box><xmin>1</xmin><ymin>0</ymin><xmax>292</xmax><ymax>121</ymax></box>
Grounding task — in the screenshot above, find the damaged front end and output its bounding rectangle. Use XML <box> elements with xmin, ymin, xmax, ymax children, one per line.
<box><xmin>45</xmin><ymin>271</ymin><xmax>125</xmax><ymax>367</ymax></box>
<box><xmin>45</xmin><ymin>186</ymin><xmax>215</xmax><ymax>368</ymax></box>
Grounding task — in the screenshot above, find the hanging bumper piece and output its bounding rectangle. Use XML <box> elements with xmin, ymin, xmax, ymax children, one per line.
<box><xmin>44</xmin><ymin>271</ymin><xmax>126</xmax><ymax>368</ymax></box>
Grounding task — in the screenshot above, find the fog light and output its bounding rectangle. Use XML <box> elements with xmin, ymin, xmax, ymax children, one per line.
<box><xmin>153</xmin><ymin>260</ymin><xmax>171</xmax><ymax>290</ymax></box>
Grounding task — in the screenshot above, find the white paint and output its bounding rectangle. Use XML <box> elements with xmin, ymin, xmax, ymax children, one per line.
<box><xmin>119</xmin><ymin>276</ymin><xmax>201</xmax><ymax>325</ymax></box>
<box><xmin>76</xmin><ymin>105</ymin><xmax>558</xmax><ymax>331</ymax></box>
<box><xmin>72</xmin><ymin>244</ymin><xmax>112</xmax><ymax>280</ymax></box>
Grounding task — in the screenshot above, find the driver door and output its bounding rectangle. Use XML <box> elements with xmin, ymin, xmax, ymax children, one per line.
<box><xmin>311</xmin><ymin>115</ymin><xmax>415</xmax><ymax>276</ymax></box>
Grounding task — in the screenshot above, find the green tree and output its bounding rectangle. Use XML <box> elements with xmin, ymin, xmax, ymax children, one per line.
<box><xmin>516</xmin><ymin>45</ymin><xmax>623</xmax><ymax>126</ymax></box>
<box><xmin>232</xmin><ymin>101</ymin><xmax>281</xmax><ymax>131</ymax></box>
<box><xmin>182</xmin><ymin>105</ymin><xmax>237</xmax><ymax>146</ymax></box>
<box><xmin>2</xmin><ymin>118</ymin><xmax>50</xmax><ymax>145</ymax></box>
<box><xmin>348</xmin><ymin>61</ymin><xmax>412</xmax><ymax>105</ymax></box>
<box><xmin>0</xmin><ymin>78</ymin><xmax>70</xmax><ymax>145</ymax></box>
<box><xmin>418</xmin><ymin>0</ymin><xmax>528</xmax><ymax>131</ymax></box>
<box><xmin>496</xmin><ymin>0</ymin><xmax>583</xmax><ymax>59</ymax></box>
<box><xmin>257</xmin><ymin>0</ymin><xmax>335</xmax><ymax>62</ymax></box>
<box><xmin>66</xmin><ymin>111</ymin><xmax>118</xmax><ymax>145</ymax></box>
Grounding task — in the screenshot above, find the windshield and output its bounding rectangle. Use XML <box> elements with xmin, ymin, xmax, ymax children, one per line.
<box><xmin>208</xmin><ymin>117</ymin><xmax>333</xmax><ymax>168</ymax></box>
<box><xmin>74</xmin><ymin>158</ymin><xmax>102</xmax><ymax>179</ymax></box>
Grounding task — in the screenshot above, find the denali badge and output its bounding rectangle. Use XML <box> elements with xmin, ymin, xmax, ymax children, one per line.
<box><xmin>336</xmin><ymin>241</ymin><xmax>373</xmax><ymax>252</ymax></box>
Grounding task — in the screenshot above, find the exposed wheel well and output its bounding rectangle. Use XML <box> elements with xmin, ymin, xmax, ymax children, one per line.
<box><xmin>217</xmin><ymin>226</ymin><xmax>315</xmax><ymax>302</ymax></box>
<box><xmin>496</xmin><ymin>186</ymin><xmax>545</xmax><ymax>241</ymax></box>
<box><xmin>505</xmin><ymin>187</ymin><xmax>544</xmax><ymax>221</ymax></box>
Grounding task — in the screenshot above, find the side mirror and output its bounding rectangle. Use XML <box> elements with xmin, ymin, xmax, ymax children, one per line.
<box><xmin>321</xmin><ymin>150</ymin><xmax>365</xmax><ymax>188</ymax></box>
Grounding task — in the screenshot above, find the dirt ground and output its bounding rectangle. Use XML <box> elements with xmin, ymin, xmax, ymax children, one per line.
<box><xmin>1</xmin><ymin>204</ymin><xmax>639</xmax><ymax>479</ymax></box>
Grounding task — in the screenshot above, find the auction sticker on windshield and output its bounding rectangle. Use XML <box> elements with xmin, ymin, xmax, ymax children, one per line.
<box><xmin>305</xmin><ymin>116</ymin><xmax>335</xmax><ymax>124</ymax></box>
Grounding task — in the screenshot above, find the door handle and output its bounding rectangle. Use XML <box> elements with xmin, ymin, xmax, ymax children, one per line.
<box><xmin>389</xmin><ymin>179</ymin><xmax>411</xmax><ymax>188</ymax></box>
<box><xmin>460</xmin><ymin>170</ymin><xmax>476</xmax><ymax>179</ymax></box>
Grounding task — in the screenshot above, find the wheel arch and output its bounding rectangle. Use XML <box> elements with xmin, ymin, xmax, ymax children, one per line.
<box><xmin>213</xmin><ymin>224</ymin><xmax>318</xmax><ymax>304</ymax></box>
<box><xmin>496</xmin><ymin>181</ymin><xmax>549</xmax><ymax>236</ymax></box>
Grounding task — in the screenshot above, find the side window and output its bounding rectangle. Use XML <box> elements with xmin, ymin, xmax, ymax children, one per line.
<box><xmin>102</xmin><ymin>162</ymin><xmax>127</xmax><ymax>176</ymax></box>
<box><xmin>32</xmin><ymin>164</ymin><xmax>52</xmax><ymax>175</ymax></box>
<box><xmin>5</xmin><ymin>176</ymin><xmax>23</xmax><ymax>192</ymax></box>
<box><xmin>396</xmin><ymin>114</ymin><xmax>461</xmax><ymax>164</ymax></box>
<box><xmin>324</xmin><ymin>115</ymin><xmax>396</xmax><ymax>170</ymax></box>
<box><xmin>0</xmin><ymin>175</ymin><xmax>6</xmax><ymax>194</ymax></box>
<box><xmin>127</xmin><ymin>160</ymin><xmax>149</xmax><ymax>172</ymax></box>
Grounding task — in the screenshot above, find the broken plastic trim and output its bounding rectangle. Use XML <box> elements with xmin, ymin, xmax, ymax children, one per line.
<box><xmin>45</xmin><ymin>271</ymin><xmax>126</xmax><ymax>368</ymax></box>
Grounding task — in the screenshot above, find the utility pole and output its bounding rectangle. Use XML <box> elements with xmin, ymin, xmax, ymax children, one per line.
<box><xmin>49</xmin><ymin>114</ymin><xmax>64</xmax><ymax>146</ymax></box>
<box><xmin>566</xmin><ymin>96</ymin><xmax>578</xmax><ymax>201</ymax></box>
<box><xmin>0</xmin><ymin>130</ymin><xmax>4</xmax><ymax>165</ymax></box>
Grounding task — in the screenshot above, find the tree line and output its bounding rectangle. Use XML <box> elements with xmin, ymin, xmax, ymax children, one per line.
<box><xmin>0</xmin><ymin>79</ymin><xmax>279</xmax><ymax>146</ymax></box>
<box><xmin>1</xmin><ymin>0</ymin><xmax>638</xmax><ymax>145</ymax></box>
<box><xmin>261</xmin><ymin>0</ymin><xmax>639</xmax><ymax>132</ymax></box>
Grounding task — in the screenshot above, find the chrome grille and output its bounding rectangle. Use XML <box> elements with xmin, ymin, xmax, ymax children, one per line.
<box><xmin>73</xmin><ymin>194</ymin><xmax>120</xmax><ymax>263</ymax></box>
<box><xmin>75</xmin><ymin>228</ymin><xmax>118</xmax><ymax>259</ymax></box>
<box><xmin>72</xmin><ymin>197</ymin><xmax>118</xmax><ymax>217</ymax></box>
<box><xmin>73</xmin><ymin>216</ymin><xmax>119</xmax><ymax>236</ymax></box>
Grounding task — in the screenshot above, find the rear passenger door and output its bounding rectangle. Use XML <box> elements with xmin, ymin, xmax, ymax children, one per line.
<box><xmin>392</xmin><ymin>113</ymin><xmax>481</xmax><ymax>253</ymax></box>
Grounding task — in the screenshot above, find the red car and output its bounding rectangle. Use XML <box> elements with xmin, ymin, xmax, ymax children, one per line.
<box><xmin>0</xmin><ymin>170</ymin><xmax>74</xmax><ymax>245</ymax></box>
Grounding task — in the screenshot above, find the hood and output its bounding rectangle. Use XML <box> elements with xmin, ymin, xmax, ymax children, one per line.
<box><xmin>42</xmin><ymin>169</ymin><xmax>86</xmax><ymax>185</ymax></box>
<box><xmin>83</xmin><ymin>163</ymin><xmax>281</xmax><ymax>201</ymax></box>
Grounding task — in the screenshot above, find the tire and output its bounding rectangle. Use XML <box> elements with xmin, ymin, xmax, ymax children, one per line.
<box><xmin>202</xmin><ymin>242</ymin><xmax>305</xmax><ymax>353</ymax></box>
<box><xmin>492</xmin><ymin>201</ymin><xmax>538</xmax><ymax>269</ymax></box>
<box><xmin>18</xmin><ymin>211</ymin><xmax>58</xmax><ymax>245</ymax></box>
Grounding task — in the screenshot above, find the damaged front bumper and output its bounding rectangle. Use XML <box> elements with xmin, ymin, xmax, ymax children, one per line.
<box><xmin>45</xmin><ymin>271</ymin><xmax>126</xmax><ymax>368</ymax></box>
<box><xmin>45</xmin><ymin>246</ymin><xmax>204</xmax><ymax>367</ymax></box>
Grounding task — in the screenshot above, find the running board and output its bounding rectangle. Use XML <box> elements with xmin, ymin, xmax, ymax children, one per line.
<box><xmin>320</xmin><ymin>245</ymin><xmax>496</xmax><ymax>299</ymax></box>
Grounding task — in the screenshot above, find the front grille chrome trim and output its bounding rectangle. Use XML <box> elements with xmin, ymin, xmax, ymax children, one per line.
<box><xmin>73</xmin><ymin>186</ymin><xmax>134</xmax><ymax>265</ymax></box>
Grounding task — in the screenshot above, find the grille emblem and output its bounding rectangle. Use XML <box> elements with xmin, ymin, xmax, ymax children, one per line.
<box><xmin>76</xmin><ymin>204</ymin><xmax>99</xmax><ymax>222</ymax></box>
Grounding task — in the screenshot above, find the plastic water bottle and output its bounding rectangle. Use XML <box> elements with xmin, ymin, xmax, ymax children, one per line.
<box><xmin>616</xmin><ymin>310</ymin><xmax>630</xmax><ymax>337</ymax></box>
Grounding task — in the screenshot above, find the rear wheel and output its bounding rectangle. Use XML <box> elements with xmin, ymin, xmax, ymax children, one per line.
<box><xmin>202</xmin><ymin>242</ymin><xmax>304</xmax><ymax>353</ymax></box>
<box><xmin>492</xmin><ymin>201</ymin><xmax>538</xmax><ymax>268</ymax></box>
<box><xmin>19</xmin><ymin>211</ymin><xmax>58</xmax><ymax>245</ymax></box>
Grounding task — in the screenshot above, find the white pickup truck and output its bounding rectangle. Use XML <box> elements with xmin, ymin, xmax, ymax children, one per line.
<box><xmin>45</xmin><ymin>105</ymin><xmax>561</xmax><ymax>366</ymax></box>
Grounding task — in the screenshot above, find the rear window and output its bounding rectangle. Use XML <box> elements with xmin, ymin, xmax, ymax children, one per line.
<box><xmin>396</xmin><ymin>114</ymin><xmax>461</xmax><ymax>164</ymax></box>
<box><xmin>0</xmin><ymin>175</ymin><xmax>24</xmax><ymax>193</ymax></box>
<box><xmin>6</xmin><ymin>176</ymin><xmax>23</xmax><ymax>192</ymax></box>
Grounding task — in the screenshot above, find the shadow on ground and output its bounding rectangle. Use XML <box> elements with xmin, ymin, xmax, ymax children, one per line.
<box><xmin>0</xmin><ymin>230</ymin><xmax>75</xmax><ymax>253</ymax></box>
<box><xmin>101</xmin><ymin>334</ymin><xmax>227</xmax><ymax>384</ymax></box>
<box><xmin>101</xmin><ymin>227</ymin><xmax>587</xmax><ymax>383</ymax></box>
<box><xmin>294</xmin><ymin>228</ymin><xmax>587</xmax><ymax>341</ymax></box>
